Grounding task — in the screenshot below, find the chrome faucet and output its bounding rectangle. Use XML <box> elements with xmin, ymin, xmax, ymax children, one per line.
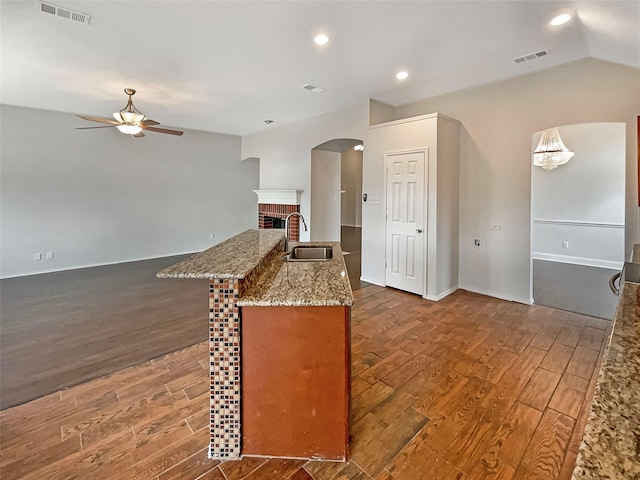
<box><xmin>284</xmin><ymin>212</ymin><xmax>308</xmax><ymax>252</ymax></box>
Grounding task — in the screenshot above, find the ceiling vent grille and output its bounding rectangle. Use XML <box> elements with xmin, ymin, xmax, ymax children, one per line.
<box><xmin>37</xmin><ymin>1</ymin><xmax>91</xmax><ymax>25</ymax></box>
<box><xmin>300</xmin><ymin>84</ymin><xmax>327</xmax><ymax>93</ymax></box>
<box><xmin>513</xmin><ymin>49</ymin><xmax>550</xmax><ymax>64</ymax></box>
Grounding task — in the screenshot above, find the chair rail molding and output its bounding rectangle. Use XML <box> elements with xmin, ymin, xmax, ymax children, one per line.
<box><xmin>532</xmin><ymin>219</ymin><xmax>624</xmax><ymax>229</ymax></box>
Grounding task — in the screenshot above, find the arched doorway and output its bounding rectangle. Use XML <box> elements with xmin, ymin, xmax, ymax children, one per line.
<box><xmin>530</xmin><ymin>122</ymin><xmax>625</xmax><ymax>319</ymax></box>
<box><xmin>311</xmin><ymin>138</ymin><xmax>364</xmax><ymax>287</ymax></box>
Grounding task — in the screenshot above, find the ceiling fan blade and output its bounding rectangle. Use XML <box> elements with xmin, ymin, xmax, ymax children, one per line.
<box><xmin>141</xmin><ymin>125</ymin><xmax>184</xmax><ymax>136</ymax></box>
<box><xmin>76</xmin><ymin>125</ymin><xmax>116</xmax><ymax>130</ymax></box>
<box><xmin>133</xmin><ymin>131</ymin><xmax>146</xmax><ymax>138</ymax></box>
<box><xmin>77</xmin><ymin>114</ymin><xmax>122</xmax><ymax>126</ymax></box>
<box><xmin>141</xmin><ymin>119</ymin><xmax>160</xmax><ymax>126</ymax></box>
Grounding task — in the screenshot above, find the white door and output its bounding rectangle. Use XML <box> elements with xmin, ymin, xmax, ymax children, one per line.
<box><xmin>385</xmin><ymin>151</ymin><xmax>425</xmax><ymax>295</ymax></box>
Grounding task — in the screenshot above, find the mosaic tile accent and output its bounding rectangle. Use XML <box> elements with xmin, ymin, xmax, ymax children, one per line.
<box><xmin>206</xmin><ymin>241</ymin><xmax>284</xmax><ymax>459</ymax></box>
<box><xmin>209</xmin><ymin>278</ymin><xmax>241</xmax><ymax>459</ymax></box>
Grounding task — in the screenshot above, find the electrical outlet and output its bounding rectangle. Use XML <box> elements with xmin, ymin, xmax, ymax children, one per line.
<box><xmin>33</xmin><ymin>252</ymin><xmax>42</xmax><ymax>261</ymax></box>
<box><xmin>562</xmin><ymin>241</ymin><xmax>569</xmax><ymax>249</ymax></box>
<box><xmin>209</xmin><ymin>233</ymin><xmax>216</xmax><ymax>239</ymax></box>
<box><xmin>474</xmin><ymin>239</ymin><xmax>481</xmax><ymax>248</ymax></box>
<box><xmin>46</xmin><ymin>251</ymin><xmax>54</xmax><ymax>260</ymax></box>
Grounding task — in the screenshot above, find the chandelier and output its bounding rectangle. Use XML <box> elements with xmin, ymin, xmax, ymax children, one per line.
<box><xmin>533</xmin><ymin>127</ymin><xmax>575</xmax><ymax>171</ymax></box>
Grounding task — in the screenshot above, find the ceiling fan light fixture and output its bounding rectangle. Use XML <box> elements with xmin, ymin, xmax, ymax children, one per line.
<box><xmin>114</xmin><ymin>88</ymin><xmax>147</xmax><ymax>127</ymax></box>
<box><xmin>116</xmin><ymin>124</ymin><xmax>143</xmax><ymax>135</ymax></box>
<box><xmin>77</xmin><ymin>88</ymin><xmax>184</xmax><ymax>138</ymax></box>
<box><xmin>119</xmin><ymin>110</ymin><xmax>146</xmax><ymax>124</ymax></box>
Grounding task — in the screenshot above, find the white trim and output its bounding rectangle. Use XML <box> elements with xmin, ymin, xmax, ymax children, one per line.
<box><xmin>459</xmin><ymin>285</ymin><xmax>533</xmax><ymax>305</ymax></box>
<box><xmin>425</xmin><ymin>285</ymin><xmax>458</xmax><ymax>301</ymax></box>
<box><xmin>532</xmin><ymin>252</ymin><xmax>623</xmax><ymax>270</ymax></box>
<box><xmin>0</xmin><ymin>250</ymin><xmax>198</xmax><ymax>279</ymax></box>
<box><xmin>369</xmin><ymin>112</ymin><xmax>460</xmax><ymax>129</ymax></box>
<box><xmin>532</xmin><ymin>219</ymin><xmax>624</xmax><ymax>229</ymax></box>
<box><xmin>253</xmin><ymin>189</ymin><xmax>303</xmax><ymax>205</ymax></box>
<box><xmin>359</xmin><ymin>276</ymin><xmax>385</xmax><ymax>287</ymax></box>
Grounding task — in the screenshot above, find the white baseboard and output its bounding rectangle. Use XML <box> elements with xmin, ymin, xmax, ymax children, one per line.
<box><xmin>359</xmin><ymin>276</ymin><xmax>385</xmax><ymax>287</ymax></box>
<box><xmin>341</xmin><ymin>224</ymin><xmax>362</xmax><ymax>228</ymax></box>
<box><xmin>0</xmin><ymin>251</ymin><xmax>198</xmax><ymax>280</ymax></box>
<box><xmin>425</xmin><ymin>285</ymin><xmax>458</xmax><ymax>301</ymax></box>
<box><xmin>459</xmin><ymin>284</ymin><xmax>533</xmax><ymax>305</ymax></box>
<box><xmin>357</xmin><ymin>279</ymin><xmax>533</xmax><ymax>305</ymax></box>
<box><xmin>532</xmin><ymin>252</ymin><xmax>623</xmax><ymax>270</ymax></box>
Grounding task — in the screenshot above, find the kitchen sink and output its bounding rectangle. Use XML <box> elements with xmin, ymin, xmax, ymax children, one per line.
<box><xmin>284</xmin><ymin>245</ymin><xmax>333</xmax><ymax>262</ymax></box>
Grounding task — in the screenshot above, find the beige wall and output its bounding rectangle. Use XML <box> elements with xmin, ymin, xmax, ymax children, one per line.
<box><xmin>340</xmin><ymin>149</ymin><xmax>363</xmax><ymax>227</ymax></box>
<box><xmin>242</xmin><ymin>58</ymin><xmax>639</xmax><ymax>303</ymax></box>
<box><xmin>311</xmin><ymin>149</ymin><xmax>342</xmax><ymax>241</ymax></box>
<box><xmin>532</xmin><ymin>122</ymin><xmax>626</xmax><ymax>269</ymax></box>
<box><xmin>395</xmin><ymin>58</ymin><xmax>640</xmax><ymax>302</ymax></box>
<box><xmin>1</xmin><ymin>105</ymin><xmax>257</xmax><ymax>278</ymax></box>
<box><xmin>241</xmin><ymin>101</ymin><xmax>369</xmax><ymax>242</ymax></box>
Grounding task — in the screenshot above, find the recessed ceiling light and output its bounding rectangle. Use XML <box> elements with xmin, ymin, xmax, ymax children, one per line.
<box><xmin>396</xmin><ymin>71</ymin><xmax>409</xmax><ymax>80</ymax></box>
<box><xmin>550</xmin><ymin>13</ymin><xmax>571</xmax><ymax>26</ymax></box>
<box><xmin>314</xmin><ymin>34</ymin><xmax>329</xmax><ymax>46</ymax></box>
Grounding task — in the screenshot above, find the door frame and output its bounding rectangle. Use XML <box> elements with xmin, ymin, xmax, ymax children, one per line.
<box><xmin>383</xmin><ymin>147</ymin><xmax>429</xmax><ymax>297</ymax></box>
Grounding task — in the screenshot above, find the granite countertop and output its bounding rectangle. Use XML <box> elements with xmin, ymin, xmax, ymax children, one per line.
<box><xmin>157</xmin><ymin>230</ymin><xmax>353</xmax><ymax>307</ymax></box>
<box><xmin>156</xmin><ymin>229</ymin><xmax>284</xmax><ymax>279</ymax></box>
<box><xmin>572</xmin><ymin>282</ymin><xmax>640</xmax><ymax>479</ymax></box>
<box><xmin>238</xmin><ymin>241</ymin><xmax>354</xmax><ymax>307</ymax></box>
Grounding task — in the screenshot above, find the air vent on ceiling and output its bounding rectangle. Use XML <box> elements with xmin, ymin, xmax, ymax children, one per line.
<box><xmin>301</xmin><ymin>84</ymin><xmax>327</xmax><ymax>93</ymax></box>
<box><xmin>37</xmin><ymin>1</ymin><xmax>91</xmax><ymax>25</ymax></box>
<box><xmin>513</xmin><ymin>49</ymin><xmax>550</xmax><ymax>64</ymax></box>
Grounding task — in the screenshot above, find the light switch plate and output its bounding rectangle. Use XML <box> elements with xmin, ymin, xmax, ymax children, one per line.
<box><xmin>368</xmin><ymin>196</ymin><xmax>381</xmax><ymax>205</ymax></box>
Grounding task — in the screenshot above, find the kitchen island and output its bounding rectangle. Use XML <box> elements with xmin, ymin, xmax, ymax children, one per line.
<box><xmin>571</xmin><ymin>254</ymin><xmax>640</xmax><ymax>478</ymax></box>
<box><xmin>157</xmin><ymin>229</ymin><xmax>354</xmax><ymax>461</ymax></box>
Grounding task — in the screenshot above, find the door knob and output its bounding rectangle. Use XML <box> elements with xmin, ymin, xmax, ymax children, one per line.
<box><xmin>416</xmin><ymin>229</ymin><xmax>423</xmax><ymax>233</ymax></box>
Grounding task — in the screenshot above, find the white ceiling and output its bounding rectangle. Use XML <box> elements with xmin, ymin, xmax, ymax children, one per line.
<box><xmin>2</xmin><ymin>1</ymin><xmax>639</xmax><ymax>136</ymax></box>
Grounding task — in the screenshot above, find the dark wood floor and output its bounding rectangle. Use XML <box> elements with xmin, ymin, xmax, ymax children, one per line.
<box><xmin>0</xmin><ymin>255</ymin><xmax>208</xmax><ymax>409</ymax></box>
<box><xmin>533</xmin><ymin>259</ymin><xmax>618</xmax><ymax>320</ymax></box>
<box><xmin>0</xmin><ymin>286</ymin><xmax>610</xmax><ymax>479</ymax></box>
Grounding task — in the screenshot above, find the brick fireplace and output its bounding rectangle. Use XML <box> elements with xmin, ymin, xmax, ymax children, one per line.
<box><xmin>254</xmin><ymin>190</ymin><xmax>303</xmax><ymax>242</ymax></box>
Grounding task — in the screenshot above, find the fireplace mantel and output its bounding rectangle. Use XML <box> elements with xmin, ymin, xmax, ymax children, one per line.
<box><xmin>253</xmin><ymin>190</ymin><xmax>303</xmax><ymax>205</ymax></box>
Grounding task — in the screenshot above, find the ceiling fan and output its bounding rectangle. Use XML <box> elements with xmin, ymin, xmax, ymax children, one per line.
<box><xmin>76</xmin><ymin>88</ymin><xmax>183</xmax><ymax>138</ymax></box>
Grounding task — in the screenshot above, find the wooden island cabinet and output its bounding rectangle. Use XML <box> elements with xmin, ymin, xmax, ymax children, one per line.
<box><xmin>241</xmin><ymin>305</ymin><xmax>351</xmax><ymax>460</ymax></box>
<box><xmin>158</xmin><ymin>230</ymin><xmax>354</xmax><ymax>462</ymax></box>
